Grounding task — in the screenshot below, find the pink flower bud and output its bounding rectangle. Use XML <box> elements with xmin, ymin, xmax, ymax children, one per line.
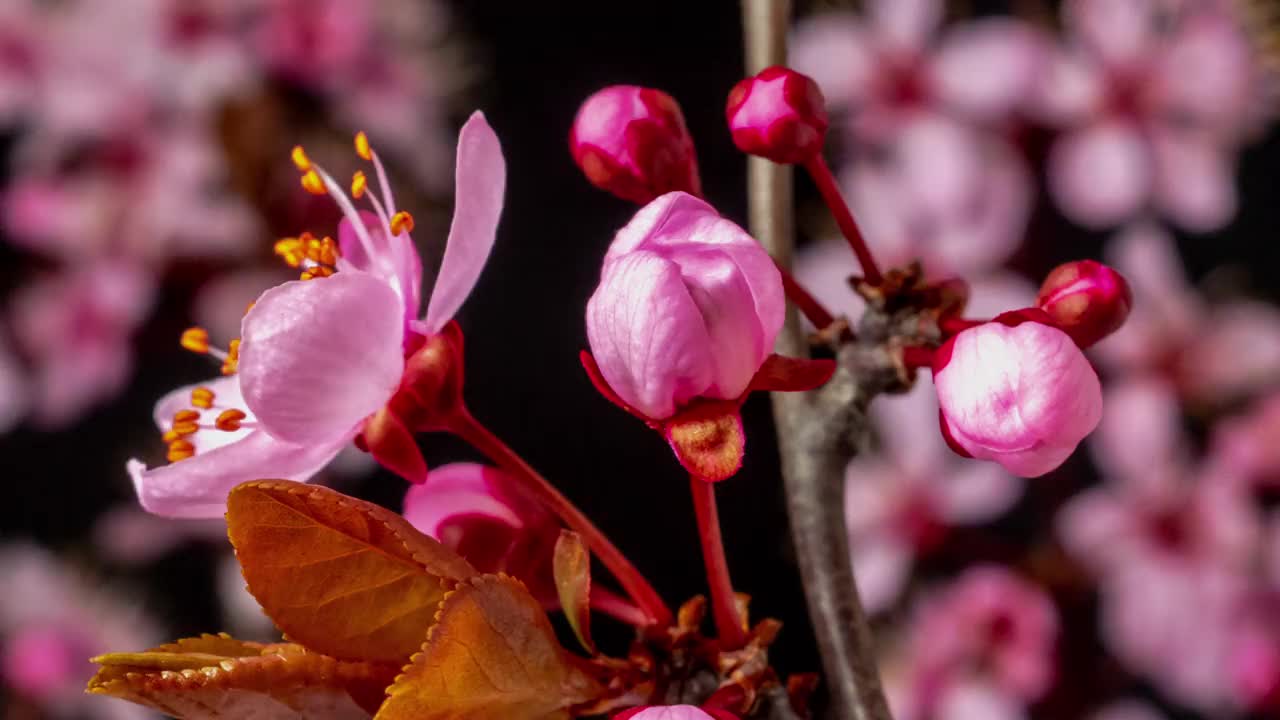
<box><xmin>586</xmin><ymin>193</ymin><xmax>784</xmax><ymax>421</ymax></box>
<box><xmin>614</xmin><ymin>706</ymin><xmax>740</xmax><ymax>720</ymax></box>
<box><xmin>1036</xmin><ymin>260</ymin><xmax>1132</xmax><ymax>348</ymax></box>
<box><xmin>726</xmin><ymin>66</ymin><xmax>829</xmax><ymax>164</ymax></box>
<box><xmin>933</xmin><ymin>309</ymin><xmax>1103</xmax><ymax>477</ymax></box>
<box><xmin>403</xmin><ymin>463</ymin><xmax>560</xmax><ymax>606</ymax></box>
<box><xmin>570</xmin><ymin>86</ymin><xmax>702</xmax><ymax>204</ymax></box>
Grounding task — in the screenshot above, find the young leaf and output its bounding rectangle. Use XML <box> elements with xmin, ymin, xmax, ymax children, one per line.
<box><xmin>226</xmin><ymin>480</ymin><xmax>477</xmax><ymax>663</ymax></box>
<box><xmin>377</xmin><ymin>574</ymin><xmax>603</xmax><ymax>720</ymax></box>
<box><xmin>552</xmin><ymin>530</ymin><xmax>595</xmax><ymax>654</ymax></box>
<box><xmin>88</xmin><ymin>633</ymin><xmax>399</xmax><ymax>719</ymax></box>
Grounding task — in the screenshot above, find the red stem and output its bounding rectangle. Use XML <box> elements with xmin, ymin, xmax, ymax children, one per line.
<box><xmin>589</xmin><ymin>586</ymin><xmax>650</xmax><ymax>627</ymax></box>
<box><xmin>689</xmin><ymin>474</ymin><xmax>748</xmax><ymax>650</ymax></box>
<box><xmin>802</xmin><ymin>154</ymin><xmax>883</xmax><ymax>286</ymax></box>
<box><xmin>776</xmin><ymin>260</ymin><xmax>838</xmax><ymax>331</ymax></box>
<box><xmin>901</xmin><ymin>345</ymin><xmax>936</xmax><ymax>371</ymax></box>
<box><xmin>939</xmin><ymin>316</ymin><xmax>985</xmax><ymax>336</ymax></box>
<box><xmin>449</xmin><ymin>408</ymin><xmax>673</xmax><ymax>628</ymax></box>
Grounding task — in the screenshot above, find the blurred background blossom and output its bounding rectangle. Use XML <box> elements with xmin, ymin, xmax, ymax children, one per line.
<box><xmin>0</xmin><ymin>2</ymin><xmax>1278</xmax><ymax>719</ymax></box>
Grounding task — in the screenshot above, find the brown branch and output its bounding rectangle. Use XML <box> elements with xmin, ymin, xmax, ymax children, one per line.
<box><xmin>740</xmin><ymin>2</ymin><xmax>895</xmax><ymax>719</ymax></box>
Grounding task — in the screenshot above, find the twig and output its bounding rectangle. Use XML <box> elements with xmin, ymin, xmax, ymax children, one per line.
<box><xmin>740</xmin><ymin>2</ymin><xmax>894</xmax><ymax>719</ymax></box>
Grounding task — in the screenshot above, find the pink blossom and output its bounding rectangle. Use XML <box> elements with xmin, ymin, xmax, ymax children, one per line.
<box><xmin>1036</xmin><ymin>260</ymin><xmax>1133</xmax><ymax>349</ymax></box>
<box><xmin>1210</xmin><ymin>391</ymin><xmax>1280</xmax><ymax>489</ymax></box>
<box><xmin>1096</xmin><ymin>223</ymin><xmax>1280</xmax><ymax>405</ymax></box>
<box><xmin>726</xmin><ymin>66</ymin><xmax>829</xmax><ymax>164</ymax></box>
<box><xmin>129</xmin><ymin>113</ymin><xmax>506</xmax><ymax>517</ymax></box>
<box><xmin>890</xmin><ymin>565</ymin><xmax>1058</xmax><ymax>720</ymax></box>
<box><xmin>0</xmin><ymin>543</ymin><xmax>158</xmax><ymax>720</ymax></box>
<box><xmin>570</xmin><ymin>85</ymin><xmax>701</xmax><ymax>204</ymax></box>
<box><xmin>403</xmin><ymin>463</ymin><xmax>560</xmax><ymax>606</ymax></box>
<box><xmin>9</xmin><ymin>262</ymin><xmax>155</xmax><ymax>428</ymax></box>
<box><xmin>846</xmin><ymin>380</ymin><xmax>1023</xmax><ymax>612</ymax></box>
<box><xmin>833</xmin><ymin>114</ymin><xmax>1032</xmax><ymax>278</ymax></box>
<box><xmin>614</xmin><ymin>706</ymin><xmax>739</xmax><ymax>720</ymax></box>
<box><xmin>933</xmin><ymin>310</ymin><xmax>1103</xmax><ymax>477</ymax></box>
<box><xmin>585</xmin><ymin>192</ymin><xmax>784</xmax><ymax>421</ymax></box>
<box><xmin>789</xmin><ymin>0</ymin><xmax>1047</xmax><ymax>136</ymax></box>
<box><xmin>1038</xmin><ymin>0</ymin><xmax>1265</xmax><ymax>230</ymax></box>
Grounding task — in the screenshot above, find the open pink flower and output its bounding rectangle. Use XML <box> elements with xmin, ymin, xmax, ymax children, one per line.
<box><xmin>403</xmin><ymin>463</ymin><xmax>560</xmax><ymax>606</ymax></box>
<box><xmin>846</xmin><ymin>380</ymin><xmax>1023</xmax><ymax>612</ymax></box>
<box><xmin>1038</xmin><ymin>0</ymin><xmax>1265</xmax><ymax>230</ymax></box>
<box><xmin>129</xmin><ymin>112</ymin><xmax>506</xmax><ymax>517</ymax></box>
<box><xmin>933</xmin><ymin>310</ymin><xmax>1103</xmax><ymax>477</ymax></box>
<box><xmin>890</xmin><ymin>565</ymin><xmax>1058</xmax><ymax>720</ymax></box>
<box><xmin>586</xmin><ymin>192</ymin><xmax>783</xmax><ymax>421</ymax></box>
<box><xmin>615</xmin><ymin>706</ymin><xmax>739</xmax><ymax>720</ymax></box>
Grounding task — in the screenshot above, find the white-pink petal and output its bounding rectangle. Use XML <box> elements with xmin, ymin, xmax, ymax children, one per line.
<box><xmin>238</xmin><ymin>272</ymin><xmax>405</xmax><ymax>444</ymax></box>
<box><xmin>423</xmin><ymin>111</ymin><xmax>507</xmax><ymax>334</ymax></box>
<box><xmin>929</xmin><ymin>20</ymin><xmax>1048</xmax><ymax>121</ymax></box>
<box><xmin>1048</xmin><ymin>121</ymin><xmax>1151</xmax><ymax>228</ymax></box>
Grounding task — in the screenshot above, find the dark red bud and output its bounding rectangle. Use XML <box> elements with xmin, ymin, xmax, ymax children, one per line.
<box><xmin>399</xmin><ymin>321</ymin><xmax>466</xmax><ymax>431</ymax></box>
<box><xmin>570</xmin><ymin>85</ymin><xmax>702</xmax><ymax>204</ymax></box>
<box><xmin>1036</xmin><ymin>260</ymin><xmax>1133</xmax><ymax>348</ymax></box>
<box><xmin>726</xmin><ymin>66</ymin><xmax>828</xmax><ymax>164</ymax></box>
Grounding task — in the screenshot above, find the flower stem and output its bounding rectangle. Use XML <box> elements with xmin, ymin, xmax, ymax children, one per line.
<box><xmin>776</xmin><ymin>260</ymin><xmax>839</xmax><ymax>331</ymax></box>
<box><xmin>689</xmin><ymin>474</ymin><xmax>748</xmax><ymax>650</ymax></box>
<box><xmin>802</xmin><ymin>154</ymin><xmax>883</xmax><ymax>287</ymax></box>
<box><xmin>449</xmin><ymin>408</ymin><xmax>673</xmax><ymax>627</ymax></box>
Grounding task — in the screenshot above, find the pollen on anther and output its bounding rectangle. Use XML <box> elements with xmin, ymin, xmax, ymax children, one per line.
<box><xmin>390</xmin><ymin>211</ymin><xmax>415</xmax><ymax>235</ymax></box>
<box><xmin>173</xmin><ymin>409</ymin><xmax>200</xmax><ymax>424</ymax></box>
<box><xmin>301</xmin><ymin>266</ymin><xmax>335</xmax><ymax>281</ymax></box>
<box><xmin>301</xmin><ymin>169</ymin><xmax>325</xmax><ymax>195</ymax></box>
<box><xmin>221</xmin><ymin>339</ymin><xmax>240</xmax><ymax>376</ymax></box>
<box><xmin>167</xmin><ymin>440</ymin><xmax>196</xmax><ymax>463</ymax></box>
<box><xmin>352</xmin><ymin>171</ymin><xmax>368</xmax><ymax>199</ymax></box>
<box><xmin>355</xmin><ymin>131</ymin><xmax>372</xmax><ymax>161</ymax></box>
<box><xmin>215</xmin><ymin>409</ymin><xmax>246</xmax><ymax>432</ymax></box>
<box><xmin>274</xmin><ymin>237</ymin><xmax>306</xmax><ymax>268</ymax></box>
<box><xmin>291</xmin><ymin>145</ymin><xmax>312</xmax><ymax>172</ymax></box>
<box><xmin>180</xmin><ymin>327</ymin><xmax>210</xmax><ymax>354</ymax></box>
<box><xmin>191</xmin><ymin>387</ymin><xmax>216</xmax><ymax>409</ymax></box>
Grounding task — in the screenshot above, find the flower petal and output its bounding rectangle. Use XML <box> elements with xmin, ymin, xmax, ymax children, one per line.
<box><xmin>586</xmin><ymin>251</ymin><xmax>714</xmax><ymax>420</ymax></box>
<box><xmin>930</xmin><ymin>19</ymin><xmax>1048</xmax><ymax>121</ymax></box>
<box><xmin>128</xmin><ymin>431</ymin><xmax>345</xmax><ymax>518</ymax></box>
<box><xmin>423</xmin><ymin>111</ymin><xmax>507</xmax><ymax>333</ymax></box>
<box><xmin>789</xmin><ymin>13</ymin><xmax>876</xmax><ymax>108</ymax></box>
<box><xmin>402</xmin><ymin>463</ymin><xmax>527</xmax><ymax>537</ymax></box>
<box><xmin>1151</xmin><ymin>130</ymin><xmax>1237</xmax><ymax>233</ymax></box>
<box><xmin>1048</xmin><ymin>121</ymin><xmax>1151</xmax><ymax>228</ymax></box>
<box><xmin>1064</xmin><ymin>0</ymin><xmax>1159</xmax><ymax>69</ymax></box>
<box><xmin>238</xmin><ymin>272</ymin><xmax>405</xmax><ymax>444</ymax></box>
<box><xmin>868</xmin><ymin>0</ymin><xmax>942</xmax><ymax>53</ymax></box>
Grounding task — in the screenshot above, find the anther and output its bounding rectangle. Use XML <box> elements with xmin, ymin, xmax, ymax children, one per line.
<box><xmin>180</xmin><ymin>327</ymin><xmax>210</xmax><ymax>354</ymax></box>
<box><xmin>167</xmin><ymin>439</ymin><xmax>196</xmax><ymax>463</ymax></box>
<box><xmin>301</xmin><ymin>266</ymin><xmax>335</xmax><ymax>281</ymax></box>
<box><xmin>170</xmin><ymin>421</ymin><xmax>199</xmax><ymax>435</ymax></box>
<box><xmin>301</xmin><ymin>169</ymin><xmax>326</xmax><ymax>195</ymax></box>
<box><xmin>352</xmin><ymin>171</ymin><xmax>367</xmax><ymax>199</ymax></box>
<box><xmin>173</xmin><ymin>410</ymin><xmax>200</xmax><ymax>424</ymax></box>
<box><xmin>274</xmin><ymin>237</ymin><xmax>307</xmax><ymax>268</ymax></box>
<box><xmin>355</xmin><ymin>131</ymin><xmax>372</xmax><ymax>161</ymax></box>
<box><xmin>390</xmin><ymin>211</ymin><xmax>415</xmax><ymax>235</ymax></box>
<box><xmin>291</xmin><ymin>145</ymin><xmax>312</xmax><ymax>172</ymax></box>
<box><xmin>221</xmin><ymin>339</ymin><xmax>240</xmax><ymax>375</ymax></box>
<box><xmin>191</xmin><ymin>387</ymin><xmax>215</xmax><ymax>409</ymax></box>
<box><xmin>215</xmin><ymin>409</ymin><xmax>247</xmax><ymax>432</ymax></box>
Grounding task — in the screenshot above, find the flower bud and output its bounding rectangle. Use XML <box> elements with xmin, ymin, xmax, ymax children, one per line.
<box><xmin>586</xmin><ymin>193</ymin><xmax>784</xmax><ymax>421</ymax></box>
<box><xmin>726</xmin><ymin>66</ymin><xmax>829</xmax><ymax>164</ymax></box>
<box><xmin>933</xmin><ymin>309</ymin><xmax>1102</xmax><ymax>477</ymax></box>
<box><xmin>403</xmin><ymin>463</ymin><xmax>561</xmax><ymax>607</ymax></box>
<box><xmin>570</xmin><ymin>86</ymin><xmax>702</xmax><ymax>204</ymax></box>
<box><xmin>1036</xmin><ymin>260</ymin><xmax>1132</xmax><ymax>348</ymax></box>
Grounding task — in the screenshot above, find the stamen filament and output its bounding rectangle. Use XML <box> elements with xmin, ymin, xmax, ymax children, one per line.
<box><xmin>802</xmin><ymin>154</ymin><xmax>884</xmax><ymax>286</ymax></box>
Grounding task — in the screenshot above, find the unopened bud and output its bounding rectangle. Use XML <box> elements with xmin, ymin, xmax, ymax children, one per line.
<box><xmin>570</xmin><ymin>85</ymin><xmax>702</xmax><ymax>204</ymax></box>
<box><xmin>1036</xmin><ymin>260</ymin><xmax>1132</xmax><ymax>349</ymax></box>
<box><xmin>726</xmin><ymin>66</ymin><xmax>828</xmax><ymax>165</ymax></box>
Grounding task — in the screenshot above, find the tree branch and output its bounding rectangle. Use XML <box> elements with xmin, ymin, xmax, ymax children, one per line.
<box><xmin>740</xmin><ymin>2</ymin><xmax>894</xmax><ymax>718</ymax></box>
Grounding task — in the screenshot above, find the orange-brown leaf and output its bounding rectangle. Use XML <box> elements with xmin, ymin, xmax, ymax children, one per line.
<box><xmin>88</xmin><ymin>634</ymin><xmax>398</xmax><ymax>719</ymax></box>
<box><xmin>552</xmin><ymin>530</ymin><xmax>595</xmax><ymax>654</ymax></box>
<box><xmin>226</xmin><ymin>481</ymin><xmax>476</xmax><ymax>663</ymax></box>
<box><xmin>376</xmin><ymin>574</ymin><xmax>603</xmax><ymax>720</ymax></box>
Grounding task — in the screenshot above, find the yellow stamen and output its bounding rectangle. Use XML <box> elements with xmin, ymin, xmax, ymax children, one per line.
<box><xmin>300</xmin><ymin>266</ymin><xmax>335</xmax><ymax>281</ymax></box>
<box><xmin>317</xmin><ymin>236</ymin><xmax>339</xmax><ymax>265</ymax></box>
<box><xmin>390</xmin><ymin>211</ymin><xmax>414</xmax><ymax>235</ymax></box>
<box><xmin>274</xmin><ymin>237</ymin><xmax>307</xmax><ymax>268</ymax></box>
<box><xmin>291</xmin><ymin>145</ymin><xmax>312</xmax><ymax>172</ymax></box>
<box><xmin>221</xmin><ymin>339</ymin><xmax>240</xmax><ymax>376</ymax></box>
<box><xmin>300</xmin><ymin>169</ymin><xmax>325</xmax><ymax>195</ymax></box>
<box><xmin>173</xmin><ymin>410</ymin><xmax>200</xmax><ymax>424</ymax></box>
<box><xmin>170</xmin><ymin>421</ymin><xmax>199</xmax><ymax>436</ymax></box>
<box><xmin>167</xmin><ymin>439</ymin><xmax>196</xmax><ymax>463</ymax></box>
<box><xmin>215</xmin><ymin>409</ymin><xmax>247</xmax><ymax>432</ymax></box>
<box><xmin>355</xmin><ymin>131</ymin><xmax>372</xmax><ymax>161</ymax></box>
<box><xmin>180</xmin><ymin>327</ymin><xmax>210</xmax><ymax>354</ymax></box>
<box><xmin>191</xmin><ymin>387</ymin><xmax>215</xmax><ymax>410</ymax></box>
<box><xmin>162</xmin><ymin>429</ymin><xmax>181</xmax><ymax>443</ymax></box>
<box><xmin>351</xmin><ymin>170</ymin><xmax>367</xmax><ymax>199</ymax></box>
